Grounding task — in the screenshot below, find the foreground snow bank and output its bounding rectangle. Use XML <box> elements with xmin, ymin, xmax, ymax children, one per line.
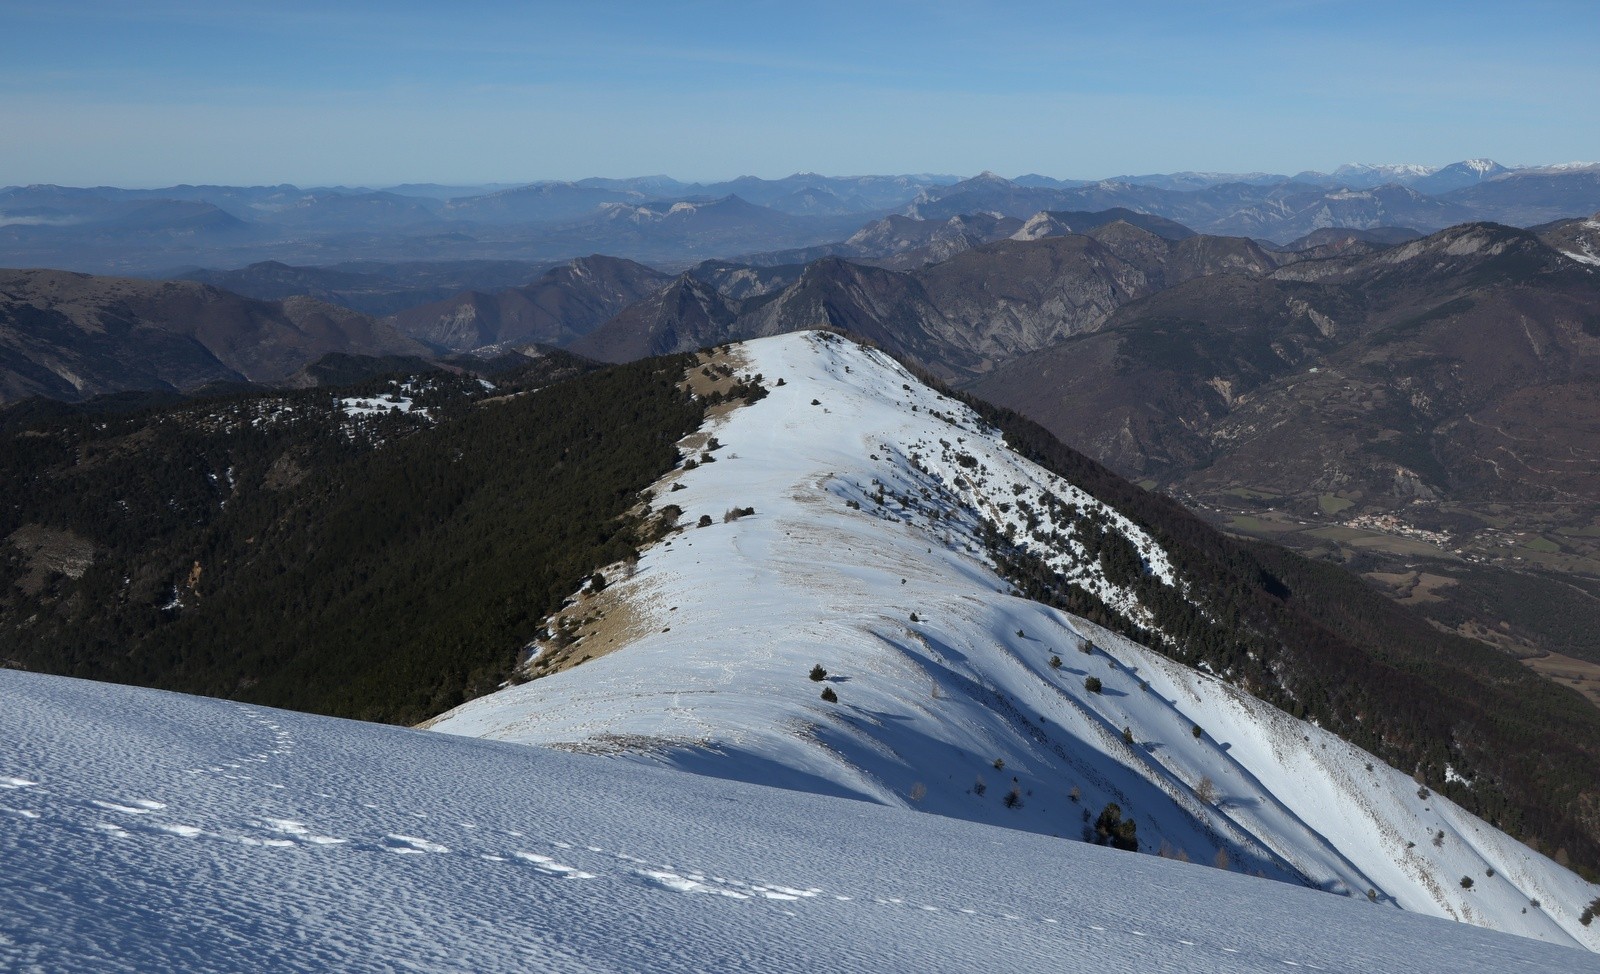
<box><xmin>4</xmin><ymin>669</ymin><xmax>1597</xmax><ymax>974</ymax></box>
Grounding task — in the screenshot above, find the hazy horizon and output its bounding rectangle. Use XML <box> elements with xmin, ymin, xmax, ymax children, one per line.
<box><xmin>9</xmin><ymin>159</ymin><xmax>1600</xmax><ymax>194</ymax></box>
<box><xmin>4</xmin><ymin>1</ymin><xmax>1598</xmax><ymax>187</ymax></box>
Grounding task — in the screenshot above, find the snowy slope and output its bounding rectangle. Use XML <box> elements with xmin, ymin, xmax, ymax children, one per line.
<box><xmin>4</xmin><ymin>669</ymin><xmax>1598</xmax><ymax>974</ymax></box>
<box><xmin>432</xmin><ymin>331</ymin><xmax>1600</xmax><ymax>949</ymax></box>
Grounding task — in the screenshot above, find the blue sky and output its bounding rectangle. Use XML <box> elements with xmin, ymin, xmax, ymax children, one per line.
<box><xmin>2</xmin><ymin>0</ymin><xmax>1596</xmax><ymax>186</ymax></box>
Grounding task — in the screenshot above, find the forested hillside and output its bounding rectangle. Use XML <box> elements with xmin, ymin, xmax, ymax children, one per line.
<box><xmin>0</xmin><ymin>352</ymin><xmax>712</xmax><ymax>722</ymax></box>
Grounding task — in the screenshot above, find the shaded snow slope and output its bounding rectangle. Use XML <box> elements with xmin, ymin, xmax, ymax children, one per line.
<box><xmin>433</xmin><ymin>331</ymin><xmax>1600</xmax><ymax>949</ymax></box>
<box><xmin>4</xmin><ymin>670</ymin><xmax>1599</xmax><ymax>974</ymax></box>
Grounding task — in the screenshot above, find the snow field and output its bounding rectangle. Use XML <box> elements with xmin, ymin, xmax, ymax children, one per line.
<box><xmin>4</xmin><ymin>669</ymin><xmax>1596</xmax><ymax>973</ymax></box>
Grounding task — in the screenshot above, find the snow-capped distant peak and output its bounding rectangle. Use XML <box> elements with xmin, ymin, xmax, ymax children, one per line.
<box><xmin>1334</xmin><ymin>162</ymin><xmax>1436</xmax><ymax>178</ymax></box>
<box><xmin>432</xmin><ymin>331</ymin><xmax>1600</xmax><ymax>951</ymax></box>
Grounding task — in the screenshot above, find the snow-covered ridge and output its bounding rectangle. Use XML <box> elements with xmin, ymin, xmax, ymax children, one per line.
<box><xmin>432</xmin><ymin>331</ymin><xmax>1600</xmax><ymax>949</ymax></box>
<box><xmin>8</xmin><ymin>669</ymin><xmax>1597</xmax><ymax>973</ymax></box>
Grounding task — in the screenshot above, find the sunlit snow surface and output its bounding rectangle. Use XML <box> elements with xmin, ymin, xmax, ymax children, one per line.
<box><xmin>3</xmin><ymin>670</ymin><xmax>1597</xmax><ymax>974</ymax></box>
<box><xmin>433</xmin><ymin>332</ymin><xmax>1600</xmax><ymax>948</ymax></box>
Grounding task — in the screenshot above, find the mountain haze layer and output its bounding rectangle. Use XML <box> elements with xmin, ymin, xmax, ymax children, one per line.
<box><xmin>5</xmin><ymin>163</ymin><xmax>1599</xmax><ymax>273</ymax></box>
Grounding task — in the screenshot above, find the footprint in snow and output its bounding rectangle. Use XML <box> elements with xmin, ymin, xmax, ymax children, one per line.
<box><xmin>383</xmin><ymin>834</ymin><xmax>449</xmax><ymax>854</ymax></box>
<box><xmin>91</xmin><ymin>798</ymin><xmax>166</xmax><ymax>814</ymax></box>
<box><xmin>260</xmin><ymin>817</ymin><xmax>347</xmax><ymax>845</ymax></box>
<box><xmin>513</xmin><ymin>852</ymin><xmax>596</xmax><ymax>879</ymax></box>
<box><xmin>635</xmin><ymin>869</ymin><xmax>750</xmax><ymax>898</ymax></box>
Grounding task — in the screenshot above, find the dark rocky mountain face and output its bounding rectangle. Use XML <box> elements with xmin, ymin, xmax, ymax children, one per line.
<box><xmin>684</xmin><ymin>259</ymin><xmax>803</xmax><ymax>300</ymax></box>
<box><xmin>974</xmin><ymin>224</ymin><xmax>1599</xmax><ymax>486</ymax></box>
<box><xmin>844</xmin><ymin>212</ymin><xmax>1024</xmax><ymax>269</ymax></box>
<box><xmin>970</xmin><ymin>223</ymin><xmax>1600</xmax><ymax>677</ymax></box>
<box><xmin>568</xmin><ymin>274</ymin><xmax>741</xmax><ymax>363</ymax></box>
<box><xmin>1011</xmin><ymin>208</ymin><xmax>1195</xmax><ymax>242</ymax></box>
<box><xmin>588</xmin><ymin>223</ymin><xmax>1294</xmax><ymax>380</ymax></box>
<box><xmin>968</xmin><ymin>275</ymin><xmax>1358</xmax><ymax>476</ymax></box>
<box><xmin>0</xmin><ymin>269</ymin><xmax>429</xmax><ymax>403</ymax></box>
<box><xmin>1279</xmin><ymin>226</ymin><xmax>1424</xmax><ymax>253</ymax></box>
<box><xmin>736</xmin><ymin>258</ymin><xmax>979</xmax><ymax>376</ymax></box>
<box><xmin>386</xmin><ymin>255</ymin><xmax>674</xmax><ymax>353</ymax></box>
<box><xmin>1534</xmin><ymin>211</ymin><xmax>1600</xmax><ymax>267</ymax></box>
<box><xmin>914</xmin><ymin>234</ymin><xmax>1154</xmax><ymax>365</ymax></box>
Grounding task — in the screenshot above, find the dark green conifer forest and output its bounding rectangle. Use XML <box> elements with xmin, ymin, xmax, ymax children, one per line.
<box><xmin>1</xmin><ymin>354</ymin><xmax>704</xmax><ymax>724</ymax></box>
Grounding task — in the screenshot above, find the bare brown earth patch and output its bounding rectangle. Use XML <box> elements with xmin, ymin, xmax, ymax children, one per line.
<box><xmin>1363</xmin><ymin>570</ymin><xmax>1457</xmax><ymax>605</ymax></box>
<box><xmin>7</xmin><ymin>524</ymin><xmax>95</xmax><ymax>596</ymax></box>
<box><xmin>1522</xmin><ymin>651</ymin><xmax>1600</xmax><ymax>712</ymax></box>
<box><xmin>491</xmin><ymin>344</ymin><xmax>770</xmax><ymax>687</ymax></box>
<box><xmin>519</xmin><ymin>564</ymin><xmax>656</xmax><ymax>681</ymax></box>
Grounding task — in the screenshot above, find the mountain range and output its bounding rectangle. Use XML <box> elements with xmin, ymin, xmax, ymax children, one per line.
<box><xmin>3</xmin><ymin>161</ymin><xmax>1598</xmax><ymax>274</ymax></box>
<box><xmin>8</xmin><ymin>212</ymin><xmax>1600</xmax><ymax>689</ymax></box>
